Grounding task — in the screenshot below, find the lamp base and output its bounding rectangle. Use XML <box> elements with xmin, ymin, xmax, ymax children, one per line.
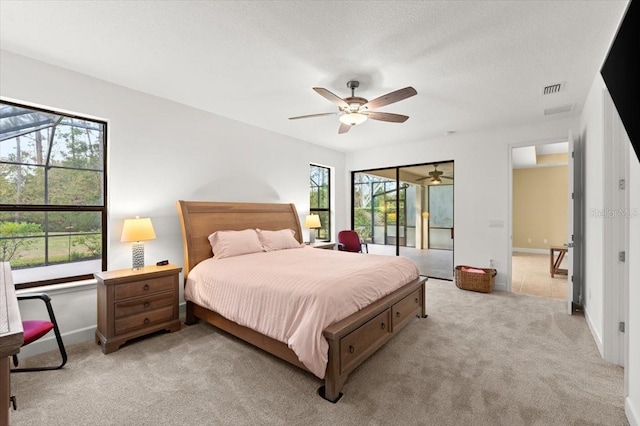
<box><xmin>132</xmin><ymin>242</ymin><xmax>145</xmax><ymax>270</ymax></box>
<box><xmin>309</xmin><ymin>231</ymin><xmax>316</xmax><ymax>244</ymax></box>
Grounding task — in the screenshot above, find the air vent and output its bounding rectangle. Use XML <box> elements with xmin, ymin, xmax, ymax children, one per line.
<box><xmin>544</xmin><ymin>104</ymin><xmax>573</xmax><ymax>116</ymax></box>
<box><xmin>543</xmin><ymin>83</ymin><xmax>564</xmax><ymax>95</ymax></box>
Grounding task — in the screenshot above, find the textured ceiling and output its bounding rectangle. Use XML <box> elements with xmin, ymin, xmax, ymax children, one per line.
<box><xmin>0</xmin><ymin>1</ymin><xmax>629</xmax><ymax>152</ymax></box>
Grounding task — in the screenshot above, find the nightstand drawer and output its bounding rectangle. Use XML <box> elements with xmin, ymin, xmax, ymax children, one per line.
<box><xmin>114</xmin><ymin>275</ymin><xmax>174</xmax><ymax>301</ymax></box>
<box><xmin>114</xmin><ymin>293</ymin><xmax>174</xmax><ymax>318</ymax></box>
<box><xmin>114</xmin><ymin>306</ymin><xmax>174</xmax><ymax>335</ymax></box>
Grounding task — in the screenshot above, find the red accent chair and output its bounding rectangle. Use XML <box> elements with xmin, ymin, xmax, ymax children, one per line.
<box><xmin>11</xmin><ymin>292</ymin><xmax>68</xmax><ymax>372</ymax></box>
<box><xmin>337</xmin><ymin>230</ymin><xmax>369</xmax><ymax>253</ymax></box>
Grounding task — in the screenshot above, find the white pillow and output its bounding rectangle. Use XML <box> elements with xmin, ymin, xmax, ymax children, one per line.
<box><xmin>256</xmin><ymin>228</ymin><xmax>304</xmax><ymax>251</ymax></box>
<box><xmin>208</xmin><ymin>229</ymin><xmax>264</xmax><ymax>259</ymax></box>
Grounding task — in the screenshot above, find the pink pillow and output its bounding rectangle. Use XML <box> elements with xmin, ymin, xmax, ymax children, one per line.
<box><xmin>462</xmin><ymin>267</ymin><xmax>486</xmax><ymax>274</ymax></box>
<box><xmin>256</xmin><ymin>228</ymin><xmax>303</xmax><ymax>251</ymax></box>
<box><xmin>208</xmin><ymin>229</ymin><xmax>264</xmax><ymax>259</ymax></box>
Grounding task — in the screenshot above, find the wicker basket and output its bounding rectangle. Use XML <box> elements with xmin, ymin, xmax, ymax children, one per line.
<box><xmin>454</xmin><ymin>265</ymin><xmax>497</xmax><ymax>293</ymax></box>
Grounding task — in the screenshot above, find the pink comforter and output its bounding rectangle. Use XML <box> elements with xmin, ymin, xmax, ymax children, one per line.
<box><xmin>185</xmin><ymin>246</ymin><xmax>420</xmax><ymax>378</ymax></box>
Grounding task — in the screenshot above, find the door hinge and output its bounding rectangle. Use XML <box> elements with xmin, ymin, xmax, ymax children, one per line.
<box><xmin>619</xmin><ymin>179</ymin><xmax>625</xmax><ymax>190</ymax></box>
<box><xmin>619</xmin><ymin>322</ymin><xmax>625</xmax><ymax>333</ymax></box>
<box><xmin>619</xmin><ymin>251</ymin><xmax>626</xmax><ymax>262</ymax></box>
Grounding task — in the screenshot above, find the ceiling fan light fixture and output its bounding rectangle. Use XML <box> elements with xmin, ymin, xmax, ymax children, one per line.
<box><xmin>339</xmin><ymin>112</ymin><xmax>368</xmax><ymax>126</ymax></box>
<box><xmin>431</xmin><ymin>176</ymin><xmax>442</xmax><ymax>185</ymax></box>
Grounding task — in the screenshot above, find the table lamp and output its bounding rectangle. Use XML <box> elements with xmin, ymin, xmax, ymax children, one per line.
<box><xmin>305</xmin><ymin>214</ymin><xmax>321</xmax><ymax>244</ymax></box>
<box><xmin>121</xmin><ymin>217</ymin><xmax>156</xmax><ymax>270</ymax></box>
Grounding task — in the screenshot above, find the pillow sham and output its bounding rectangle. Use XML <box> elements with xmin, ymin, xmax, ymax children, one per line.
<box><xmin>208</xmin><ymin>229</ymin><xmax>264</xmax><ymax>259</ymax></box>
<box><xmin>256</xmin><ymin>228</ymin><xmax>304</xmax><ymax>251</ymax></box>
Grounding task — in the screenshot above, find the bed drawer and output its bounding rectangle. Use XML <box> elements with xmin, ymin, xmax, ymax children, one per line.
<box><xmin>340</xmin><ymin>309</ymin><xmax>391</xmax><ymax>374</ymax></box>
<box><xmin>114</xmin><ymin>275</ymin><xmax>174</xmax><ymax>301</ymax></box>
<box><xmin>114</xmin><ymin>293</ymin><xmax>174</xmax><ymax>318</ymax></box>
<box><xmin>114</xmin><ymin>306</ymin><xmax>175</xmax><ymax>335</ymax></box>
<box><xmin>391</xmin><ymin>288</ymin><xmax>421</xmax><ymax>331</ymax></box>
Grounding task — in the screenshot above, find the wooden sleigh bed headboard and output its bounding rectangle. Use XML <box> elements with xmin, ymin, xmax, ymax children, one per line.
<box><xmin>175</xmin><ymin>201</ymin><xmax>303</xmax><ymax>279</ymax></box>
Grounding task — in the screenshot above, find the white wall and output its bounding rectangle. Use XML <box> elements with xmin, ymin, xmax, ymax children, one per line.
<box><xmin>579</xmin><ymin>74</ymin><xmax>606</xmax><ymax>350</ymax></box>
<box><xmin>1</xmin><ymin>50</ymin><xmax>347</xmax><ymax>356</ymax></box>
<box><xmin>346</xmin><ymin>117</ymin><xmax>579</xmax><ymax>290</ymax></box>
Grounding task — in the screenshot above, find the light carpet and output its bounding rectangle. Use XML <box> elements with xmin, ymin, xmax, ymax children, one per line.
<box><xmin>10</xmin><ymin>279</ymin><xmax>626</xmax><ymax>425</ymax></box>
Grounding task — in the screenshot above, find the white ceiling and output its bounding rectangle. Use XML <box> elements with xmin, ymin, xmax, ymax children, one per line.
<box><xmin>0</xmin><ymin>1</ymin><xmax>629</xmax><ymax>153</ymax></box>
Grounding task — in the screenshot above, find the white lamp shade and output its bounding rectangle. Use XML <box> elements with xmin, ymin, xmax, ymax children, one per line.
<box><xmin>121</xmin><ymin>217</ymin><xmax>156</xmax><ymax>242</ymax></box>
<box><xmin>305</xmin><ymin>214</ymin><xmax>321</xmax><ymax>229</ymax></box>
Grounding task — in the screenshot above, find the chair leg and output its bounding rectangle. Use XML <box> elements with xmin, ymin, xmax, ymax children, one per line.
<box><xmin>11</xmin><ymin>294</ymin><xmax>68</xmax><ymax>373</ymax></box>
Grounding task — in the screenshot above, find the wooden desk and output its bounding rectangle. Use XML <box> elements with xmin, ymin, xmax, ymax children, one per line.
<box><xmin>550</xmin><ymin>246</ymin><xmax>568</xmax><ymax>278</ymax></box>
<box><xmin>1</xmin><ymin>263</ymin><xmax>24</xmax><ymax>424</ymax></box>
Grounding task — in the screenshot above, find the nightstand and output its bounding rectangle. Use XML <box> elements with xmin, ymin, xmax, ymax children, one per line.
<box><xmin>95</xmin><ymin>264</ymin><xmax>182</xmax><ymax>354</ymax></box>
<box><xmin>311</xmin><ymin>241</ymin><xmax>336</xmax><ymax>250</ymax></box>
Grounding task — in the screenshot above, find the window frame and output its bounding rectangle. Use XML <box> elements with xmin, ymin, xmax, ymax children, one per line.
<box><xmin>0</xmin><ymin>99</ymin><xmax>108</xmax><ymax>289</ymax></box>
<box><xmin>309</xmin><ymin>164</ymin><xmax>331</xmax><ymax>241</ymax></box>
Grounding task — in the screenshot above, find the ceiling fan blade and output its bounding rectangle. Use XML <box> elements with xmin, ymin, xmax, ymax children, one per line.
<box><xmin>365</xmin><ymin>111</ymin><xmax>409</xmax><ymax>123</ymax></box>
<box><xmin>442</xmin><ymin>176</ymin><xmax>454</xmax><ymax>180</ymax></box>
<box><xmin>338</xmin><ymin>122</ymin><xmax>352</xmax><ymax>134</ymax></box>
<box><xmin>362</xmin><ymin>86</ymin><xmax>417</xmax><ymax>110</ymax></box>
<box><xmin>313</xmin><ymin>87</ymin><xmax>349</xmax><ymax>109</ymax></box>
<box><xmin>289</xmin><ymin>112</ymin><xmax>337</xmax><ymax>120</ymax></box>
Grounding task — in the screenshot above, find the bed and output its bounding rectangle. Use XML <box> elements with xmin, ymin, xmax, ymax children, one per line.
<box><xmin>176</xmin><ymin>200</ymin><xmax>427</xmax><ymax>402</ymax></box>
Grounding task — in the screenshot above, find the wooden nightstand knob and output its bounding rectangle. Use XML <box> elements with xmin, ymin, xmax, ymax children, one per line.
<box><xmin>143</xmin><ymin>284</ymin><xmax>150</xmax><ymax>291</ymax></box>
<box><xmin>143</xmin><ymin>318</ymin><xmax>150</xmax><ymax>325</ymax></box>
<box><xmin>143</xmin><ymin>301</ymin><xmax>150</xmax><ymax>309</ymax></box>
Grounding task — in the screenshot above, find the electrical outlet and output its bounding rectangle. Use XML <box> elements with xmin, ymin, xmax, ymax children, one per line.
<box><xmin>543</xmin><ymin>239</ymin><xmax>548</xmax><ymax>244</ymax></box>
<box><xmin>489</xmin><ymin>259</ymin><xmax>494</xmax><ymax>268</ymax></box>
<box><xmin>528</xmin><ymin>238</ymin><xmax>532</xmax><ymax>243</ymax></box>
<box><xmin>489</xmin><ymin>220</ymin><xmax>504</xmax><ymax>228</ymax></box>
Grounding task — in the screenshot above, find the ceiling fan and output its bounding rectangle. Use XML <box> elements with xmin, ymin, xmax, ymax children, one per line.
<box><xmin>289</xmin><ymin>81</ymin><xmax>417</xmax><ymax>134</ymax></box>
<box><xmin>417</xmin><ymin>165</ymin><xmax>454</xmax><ymax>185</ymax></box>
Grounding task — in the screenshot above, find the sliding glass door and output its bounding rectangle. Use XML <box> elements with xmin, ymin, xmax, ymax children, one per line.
<box><xmin>352</xmin><ymin>162</ymin><xmax>454</xmax><ymax>280</ymax></box>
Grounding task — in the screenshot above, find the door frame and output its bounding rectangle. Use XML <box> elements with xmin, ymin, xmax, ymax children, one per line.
<box><xmin>506</xmin><ymin>136</ymin><xmax>575</xmax><ymax>297</ymax></box>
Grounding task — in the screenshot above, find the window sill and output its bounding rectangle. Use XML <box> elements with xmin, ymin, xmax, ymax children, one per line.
<box><xmin>16</xmin><ymin>278</ymin><xmax>97</xmax><ymax>296</ymax></box>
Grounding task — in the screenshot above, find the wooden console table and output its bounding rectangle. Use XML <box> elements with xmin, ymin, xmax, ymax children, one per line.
<box><xmin>1</xmin><ymin>263</ymin><xmax>24</xmax><ymax>425</ymax></box>
<box><xmin>550</xmin><ymin>246</ymin><xmax>568</xmax><ymax>278</ymax></box>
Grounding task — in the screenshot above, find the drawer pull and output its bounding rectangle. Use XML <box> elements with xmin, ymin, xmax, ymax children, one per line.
<box><xmin>143</xmin><ymin>318</ymin><xmax>150</xmax><ymax>325</ymax></box>
<box><xmin>415</xmin><ymin>297</ymin><xmax>419</xmax><ymax>304</ymax></box>
<box><xmin>396</xmin><ymin>311</ymin><xmax>401</xmax><ymax>318</ymax></box>
<box><xmin>381</xmin><ymin>323</ymin><xmax>386</xmax><ymax>330</ymax></box>
<box><xmin>143</xmin><ymin>284</ymin><xmax>150</xmax><ymax>291</ymax></box>
<box><xmin>144</xmin><ymin>302</ymin><xmax>151</xmax><ymax>309</ymax></box>
<box><xmin>349</xmin><ymin>345</ymin><xmax>355</xmax><ymax>354</ymax></box>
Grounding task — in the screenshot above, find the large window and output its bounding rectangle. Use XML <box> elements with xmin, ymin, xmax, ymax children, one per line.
<box><xmin>0</xmin><ymin>100</ymin><xmax>107</xmax><ymax>288</ymax></box>
<box><xmin>309</xmin><ymin>164</ymin><xmax>330</xmax><ymax>241</ymax></box>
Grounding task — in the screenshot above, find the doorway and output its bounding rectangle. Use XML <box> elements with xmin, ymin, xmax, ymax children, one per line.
<box><xmin>510</xmin><ymin>142</ymin><xmax>570</xmax><ymax>299</ymax></box>
<box><xmin>351</xmin><ymin>161</ymin><xmax>454</xmax><ymax>280</ymax></box>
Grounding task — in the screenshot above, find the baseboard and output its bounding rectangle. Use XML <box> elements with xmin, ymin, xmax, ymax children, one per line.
<box><xmin>583</xmin><ymin>306</ymin><xmax>604</xmax><ymax>357</ymax></box>
<box><xmin>627</xmin><ymin>397</ymin><xmax>639</xmax><ymax>426</ymax></box>
<box><xmin>512</xmin><ymin>247</ymin><xmax>548</xmax><ymax>255</ymax></box>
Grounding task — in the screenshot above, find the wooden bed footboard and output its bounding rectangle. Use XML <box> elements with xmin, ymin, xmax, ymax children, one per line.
<box><xmin>187</xmin><ymin>276</ymin><xmax>426</xmax><ymax>402</ymax></box>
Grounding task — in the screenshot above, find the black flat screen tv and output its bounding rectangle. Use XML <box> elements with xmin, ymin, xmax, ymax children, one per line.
<box><xmin>601</xmin><ymin>0</ymin><xmax>639</xmax><ymax>160</ymax></box>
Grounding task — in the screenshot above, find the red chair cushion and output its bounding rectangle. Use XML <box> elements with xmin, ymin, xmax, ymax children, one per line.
<box><xmin>338</xmin><ymin>230</ymin><xmax>362</xmax><ymax>252</ymax></box>
<box><xmin>22</xmin><ymin>320</ymin><xmax>54</xmax><ymax>346</ymax></box>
